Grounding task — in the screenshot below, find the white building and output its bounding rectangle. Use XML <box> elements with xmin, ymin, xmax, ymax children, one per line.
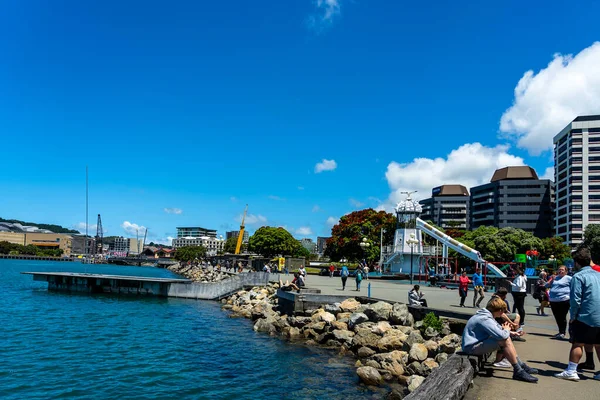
<box><xmin>553</xmin><ymin>115</ymin><xmax>600</xmax><ymax>247</ymax></box>
<box><xmin>172</xmin><ymin>236</ymin><xmax>225</xmax><ymax>256</ymax></box>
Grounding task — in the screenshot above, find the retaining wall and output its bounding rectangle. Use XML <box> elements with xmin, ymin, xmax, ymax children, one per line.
<box><xmin>167</xmin><ymin>272</ymin><xmax>271</xmax><ymax>300</ymax></box>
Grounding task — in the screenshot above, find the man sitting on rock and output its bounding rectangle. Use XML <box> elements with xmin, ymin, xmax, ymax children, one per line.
<box><xmin>278</xmin><ymin>278</ymin><xmax>300</xmax><ymax>292</ymax></box>
<box><xmin>462</xmin><ymin>297</ymin><xmax>538</xmax><ymax>383</ymax></box>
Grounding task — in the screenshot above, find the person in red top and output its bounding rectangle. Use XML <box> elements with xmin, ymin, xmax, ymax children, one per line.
<box><xmin>459</xmin><ymin>270</ymin><xmax>472</xmax><ymax>307</ymax></box>
<box><xmin>329</xmin><ymin>264</ymin><xmax>335</xmax><ymax>278</ymax></box>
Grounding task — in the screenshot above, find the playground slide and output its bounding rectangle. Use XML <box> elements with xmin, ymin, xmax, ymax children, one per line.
<box><xmin>416</xmin><ymin>218</ymin><xmax>507</xmax><ymax>278</ymax></box>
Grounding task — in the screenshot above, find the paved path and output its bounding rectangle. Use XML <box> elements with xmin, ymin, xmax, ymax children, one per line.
<box><xmin>295</xmin><ymin>274</ymin><xmax>600</xmax><ymax>399</ymax></box>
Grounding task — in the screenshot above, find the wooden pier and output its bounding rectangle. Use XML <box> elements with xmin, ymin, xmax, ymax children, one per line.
<box><xmin>22</xmin><ymin>271</ymin><xmax>191</xmax><ymax>296</ymax></box>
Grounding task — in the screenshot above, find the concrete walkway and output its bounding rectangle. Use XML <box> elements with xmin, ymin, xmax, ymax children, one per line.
<box><xmin>295</xmin><ymin>274</ymin><xmax>600</xmax><ymax>399</ymax></box>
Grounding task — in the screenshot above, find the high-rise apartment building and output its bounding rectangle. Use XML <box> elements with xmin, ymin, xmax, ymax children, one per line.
<box><xmin>469</xmin><ymin>166</ymin><xmax>553</xmax><ymax>238</ymax></box>
<box><xmin>176</xmin><ymin>227</ymin><xmax>217</xmax><ymax>238</ymax></box>
<box><xmin>316</xmin><ymin>236</ymin><xmax>330</xmax><ymax>256</ymax></box>
<box><xmin>419</xmin><ymin>185</ymin><xmax>470</xmax><ymax>229</ymax></box>
<box><xmin>553</xmin><ymin>115</ymin><xmax>600</xmax><ymax>246</ymax></box>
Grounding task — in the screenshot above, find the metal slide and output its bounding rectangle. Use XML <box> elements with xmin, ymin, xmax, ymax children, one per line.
<box><xmin>416</xmin><ymin>218</ymin><xmax>507</xmax><ymax>278</ymax></box>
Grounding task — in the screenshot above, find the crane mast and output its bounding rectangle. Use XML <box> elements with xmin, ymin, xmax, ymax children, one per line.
<box><xmin>95</xmin><ymin>214</ymin><xmax>103</xmax><ymax>256</ymax></box>
<box><xmin>235</xmin><ymin>205</ymin><xmax>248</xmax><ymax>255</ymax></box>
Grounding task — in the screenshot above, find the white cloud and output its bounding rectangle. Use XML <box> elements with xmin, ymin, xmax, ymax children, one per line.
<box><xmin>349</xmin><ymin>198</ymin><xmax>365</xmax><ymax>208</ymax></box>
<box><xmin>500</xmin><ymin>42</ymin><xmax>600</xmax><ymax>155</ymax></box>
<box><xmin>268</xmin><ymin>195</ymin><xmax>284</xmax><ymax>201</ymax></box>
<box><xmin>384</xmin><ymin>142</ymin><xmax>525</xmax><ymax>207</ymax></box>
<box><xmin>312</xmin><ymin>205</ymin><xmax>321</xmax><ymax>212</ymax></box>
<box><xmin>326</xmin><ymin>216</ymin><xmax>339</xmax><ymax>228</ymax></box>
<box><xmin>296</xmin><ymin>226</ymin><xmax>313</xmax><ymax>236</ymax></box>
<box><xmin>73</xmin><ymin>222</ymin><xmax>97</xmax><ymax>234</ymax></box>
<box><xmin>237</xmin><ymin>213</ymin><xmax>267</xmax><ymax>226</ymax></box>
<box><xmin>152</xmin><ymin>236</ymin><xmax>175</xmax><ymax>246</ymax></box>
<box><xmin>163</xmin><ymin>207</ymin><xmax>182</xmax><ymax>215</ymax></box>
<box><xmin>314</xmin><ymin>159</ymin><xmax>337</xmax><ymax>173</ymax></box>
<box><xmin>121</xmin><ymin>221</ymin><xmax>147</xmax><ymax>236</ymax></box>
<box><xmin>297</xmin><ymin>186</ymin><xmax>305</xmax><ymax>190</ymax></box>
<box><xmin>540</xmin><ymin>166</ymin><xmax>554</xmax><ymax>180</ymax></box>
<box><xmin>307</xmin><ymin>0</ymin><xmax>341</xmax><ymax>32</ymax></box>
<box><xmin>230</xmin><ymin>196</ymin><xmax>238</xmax><ymax>202</ymax></box>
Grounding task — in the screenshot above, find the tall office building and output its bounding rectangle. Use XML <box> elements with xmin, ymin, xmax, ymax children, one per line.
<box><xmin>419</xmin><ymin>185</ymin><xmax>470</xmax><ymax>229</ymax></box>
<box><xmin>316</xmin><ymin>236</ymin><xmax>330</xmax><ymax>256</ymax></box>
<box><xmin>553</xmin><ymin>115</ymin><xmax>600</xmax><ymax>246</ymax></box>
<box><xmin>469</xmin><ymin>166</ymin><xmax>553</xmax><ymax>238</ymax></box>
<box><xmin>226</xmin><ymin>230</ymin><xmax>249</xmax><ymax>243</ymax></box>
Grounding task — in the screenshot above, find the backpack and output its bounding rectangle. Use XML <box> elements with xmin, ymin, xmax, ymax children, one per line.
<box><xmin>356</xmin><ymin>271</ymin><xmax>363</xmax><ymax>281</ymax></box>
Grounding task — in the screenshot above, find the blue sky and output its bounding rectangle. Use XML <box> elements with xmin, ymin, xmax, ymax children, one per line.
<box><xmin>1</xmin><ymin>0</ymin><xmax>600</xmax><ymax>244</ymax></box>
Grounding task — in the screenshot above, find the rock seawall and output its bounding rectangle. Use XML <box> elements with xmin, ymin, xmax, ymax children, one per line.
<box><xmin>221</xmin><ymin>283</ymin><xmax>462</xmax><ymax>398</ymax></box>
<box><xmin>168</xmin><ymin>263</ymin><xmax>233</xmax><ymax>283</ymax></box>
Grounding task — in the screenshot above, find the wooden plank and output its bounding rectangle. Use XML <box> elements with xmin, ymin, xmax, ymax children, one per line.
<box><xmin>404</xmin><ymin>354</ymin><xmax>475</xmax><ymax>400</ymax></box>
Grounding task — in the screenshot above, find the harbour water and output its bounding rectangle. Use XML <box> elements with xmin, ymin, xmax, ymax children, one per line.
<box><xmin>1</xmin><ymin>260</ymin><xmax>382</xmax><ymax>400</ymax></box>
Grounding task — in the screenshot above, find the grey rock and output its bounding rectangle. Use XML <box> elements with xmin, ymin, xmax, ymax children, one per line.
<box><xmin>421</xmin><ymin>358</ymin><xmax>439</xmax><ymax>376</ymax></box>
<box><xmin>439</xmin><ymin>333</ymin><xmax>461</xmax><ymax>354</ymax></box>
<box><xmin>325</xmin><ymin>303</ymin><xmax>342</xmax><ymax>315</ymax></box>
<box><xmin>409</xmin><ymin>343</ymin><xmax>428</xmax><ymax>362</ymax></box>
<box><xmin>386</xmin><ymin>389</ymin><xmax>405</xmax><ymax>400</ymax></box>
<box><xmin>424</xmin><ymin>326</ymin><xmax>439</xmax><ymax>339</ymax></box>
<box><xmin>332</xmin><ymin>329</ymin><xmax>355</xmax><ymax>342</ymax></box>
<box><xmin>389</xmin><ymin>303</ymin><xmax>411</xmax><ymax>326</ymax></box>
<box><xmin>364</xmin><ymin>301</ymin><xmax>393</xmax><ymax>322</ymax></box>
<box><xmin>366</xmin><ymin>360</ymin><xmax>381</xmax><ymax>369</ymax></box>
<box><xmin>357</xmin><ymin>346</ymin><xmax>376</xmax><ymax>358</ymax></box>
<box><xmin>356</xmin><ymin>366</ymin><xmax>384</xmax><ymax>386</ymax></box>
<box><xmin>404</xmin><ymin>330</ymin><xmax>425</xmax><ymax>348</ymax></box>
<box><xmin>348</xmin><ymin>312</ymin><xmax>370</xmax><ymax>330</ymax></box>
<box><xmin>406</xmin><ymin>361</ymin><xmax>424</xmax><ymax>376</ymax></box>
<box><xmin>435</xmin><ymin>352</ymin><xmax>448</xmax><ymax>364</ymax></box>
<box><xmin>407</xmin><ymin>375</ymin><xmax>426</xmax><ymax>392</ymax></box>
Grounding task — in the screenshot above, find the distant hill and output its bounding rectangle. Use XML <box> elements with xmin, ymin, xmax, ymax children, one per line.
<box><xmin>0</xmin><ymin>217</ymin><xmax>80</xmax><ymax>234</ymax></box>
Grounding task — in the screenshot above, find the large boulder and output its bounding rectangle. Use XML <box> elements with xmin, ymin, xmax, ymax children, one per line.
<box><xmin>406</xmin><ymin>361</ymin><xmax>424</xmax><ymax>376</ymax></box>
<box><xmin>331</xmin><ymin>321</ymin><xmax>349</xmax><ymax>331</ymax></box>
<box><xmin>364</xmin><ymin>301</ymin><xmax>393</xmax><ymax>322</ymax></box>
<box><xmin>380</xmin><ymin>360</ymin><xmax>405</xmax><ymax>377</ymax></box>
<box><xmin>357</xmin><ymin>346</ymin><xmax>376</xmax><ymax>358</ymax></box>
<box><xmin>407</xmin><ymin>375</ymin><xmax>426</xmax><ymax>393</ymax></box>
<box><xmin>306</xmin><ymin>321</ymin><xmax>327</xmax><ymax>333</ymax></box>
<box><xmin>365</xmin><ymin>360</ymin><xmax>381</xmax><ymax>369</ymax></box>
<box><xmin>373</xmin><ymin>350</ymin><xmax>409</xmax><ymax>366</ymax></box>
<box><xmin>423</xmin><ymin>326</ymin><xmax>439</xmax><ymax>340</ymax></box>
<box><xmin>325</xmin><ymin>303</ymin><xmax>342</xmax><ymax>315</ymax></box>
<box><xmin>372</xmin><ymin>321</ymin><xmax>393</xmax><ymax>335</ymax></box>
<box><xmin>288</xmin><ymin>316</ymin><xmax>313</xmax><ymax>328</ymax></box>
<box><xmin>423</xmin><ymin>340</ymin><xmax>439</xmax><ymax>357</ymax></box>
<box><xmin>389</xmin><ymin>303</ymin><xmax>411</xmax><ymax>326</ymax></box>
<box><xmin>348</xmin><ymin>313</ymin><xmax>370</xmax><ymax>330</ymax></box>
<box><xmin>376</xmin><ymin>333</ymin><xmax>407</xmax><ymax>352</ymax></box>
<box><xmin>253</xmin><ymin>316</ymin><xmax>277</xmax><ymax>334</ymax></box>
<box><xmin>340</xmin><ymin>298</ymin><xmax>362</xmax><ymax>313</ymax></box>
<box><xmin>332</xmin><ymin>329</ymin><xmax>355</xmax><ymax>343</ymax></box>
<box><xmin>356</xmin><ymin>366</ymin><xmax>384</xmax><ymax>386</ymax></box>
<box><xmin>439</xmin><ymin>333</ymin><xmax>461</xmax><ymax>354</ymax></box>
<box><xmin>352</xmin><ymin>330</ymin><xmax>381</xmax><ymax>350</ymax></box>
<box><xmin>421</xmin><ymin>358</ymin><xmax>440</xmax><ymax>376</ymax></box>
<box><xmin>404</xmin><ymin>330</ymin><xmax>425</xmax><ymax>348</ymax></box>
<box><xmin>435</xmin><ymin>352</ymin><xmax>448</xmax><ymax>364</ymax></box>
<box><xmin>312</xmin><ymin>310</ymin><xmax>336</xmax><ymax>324</ymax></box>
<box><xmin>286</xmin><ymin>326</ymin><xmax>302</xmax><ymax>340</ymax></box>
<box><xmin>409</xmin><ymin>343</ymin><xmax>428</xmax><ymax>362</ymax></box>
<box><xmin>336</xmin><ymin>312</ymin><xmax>352</xmax><ymax>323</ymax></box>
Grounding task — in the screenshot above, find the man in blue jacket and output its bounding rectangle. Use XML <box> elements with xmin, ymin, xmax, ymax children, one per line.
<box><xmin>555</xmin><ymin>246</ymin><xmax>600</xmax><ymax>381</ymax></box>
<box><xmin>472</xmin><ymin>267</ymin><xmax>485</xmax><ymax>308</ymax></box>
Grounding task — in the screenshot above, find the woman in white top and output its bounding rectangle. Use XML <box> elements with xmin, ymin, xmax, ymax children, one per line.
<box><xmin>509</xmin><ymin>269</ymin><xmax>527</xmax><ymax>326</ymax></box>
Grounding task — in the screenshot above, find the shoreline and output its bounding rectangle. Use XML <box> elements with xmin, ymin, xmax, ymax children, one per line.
<box><xmin>219</xmin><ymin>281</ymin><xmax>463</xmax><ymax>398</ymax></box>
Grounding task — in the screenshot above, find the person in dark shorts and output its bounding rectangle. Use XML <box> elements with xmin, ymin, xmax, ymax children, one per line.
<box><xmin>555</xmin><ymin>246</ymin><xmax>600</xmax><ymax>381</ymax></box>
<box><xmin>279</xmin><ymin>279</ymin><xmax>300</xmax><ymax>292</ymax></box>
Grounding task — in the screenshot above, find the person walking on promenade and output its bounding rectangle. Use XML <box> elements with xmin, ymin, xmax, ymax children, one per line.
<box><xmin>298</xmin><ymin>265</ymin><xmax>307</xmax><ymax>287</ymax></box>
<box><xmin>329</xmin><ymin>264</ymin><xmax>335</xmax><ymax>278</ymax></box>
<box><xmin>509</xmin><ymin>268</ymin><xmax>527</xmax><ymax>327</ymax></box>
<box><xmin>555</xmin><ymin>246</ymin><xmax>600</xmax><ymax>381</ymax></box>
<box><xmin>472</xmin><ymin>267</ymin><xmax>485</xmax><ymax>308</ymax></box>
<box><xmin>458</xmin><ymin>270</ymin><xmax>471</xmax><ymax>307</ymax></box>
<box><xmin>547</xmin><ymin>265</ymin><xmax>572</xmax><ymax>339</ymax></box>
<box><xmin>340</xmin><ymin>265</ymin><xmax>349</xmax><ymax>290</ymax></box>
<box><xmin>364</xmin><ymin>265</ymin><xmax>369</xmax><ymax>280</ymax></box>
<box><xmin>462</xmin><ymin>297</ymin><xmax>538</xmax><ymax>383</ymax></box>
<box><xmin>355</xmin><ymin>269</ymin><xmax>363</xmax><ymax>291</ymax></box>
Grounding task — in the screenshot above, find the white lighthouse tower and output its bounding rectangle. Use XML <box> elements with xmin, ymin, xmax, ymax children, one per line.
<box><xmin>386</xmin><ymin>191</ymin><xmax>424</xmax><ymax>277</ymax></box>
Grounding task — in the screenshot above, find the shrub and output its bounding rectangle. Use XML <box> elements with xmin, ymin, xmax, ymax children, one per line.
<box><xmin>421</xmin><ymin>312</ymin><xmax>443</xmax><ymax>333</ymax></box>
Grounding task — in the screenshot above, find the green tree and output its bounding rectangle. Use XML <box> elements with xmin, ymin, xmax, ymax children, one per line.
<box><xmin>540</xmin><ymin>236</ymin><xmax>571</xmax><ymax>262</ymax></box>
<box><xmin>248</xmin><ymin>227</ymin><xmax>301</xmax><ymax>258</ymax></box>
<box><xmin>325</xmin><ymin>209</ymin><xmax>396</xmax><ymax>262</ymax></box>
<box><xmin>0</xmin><ymin>241</ymin><xmax>16</xmax><ymax>254</ymax></box>
<box><xmin>293</xmin><ymin>245</ymin><xmax>311</xmax><ymax>259</ymax></box>
<box><xmin>582</xmin><ymin>224</ymin><xmax>600</xmax><ymax>262</ymax></box>
<box><xmin>173</xmin><ymin>246</ymin><xmax>207</xmax><ymax>262</ymax></box>
<box><xmin>224</xmin><ymin>236</ymin><xmax>247</xmax><ymax>254</ymax></box>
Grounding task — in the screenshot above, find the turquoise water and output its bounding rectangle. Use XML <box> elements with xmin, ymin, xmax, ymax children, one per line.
<box><xmin>1</xmin><ymin>260</ymin><xmax>382</xmax><ymax>400</ymax></box>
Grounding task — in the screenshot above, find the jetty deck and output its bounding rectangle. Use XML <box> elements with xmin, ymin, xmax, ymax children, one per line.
<box><xmin>22</xmin><ymin>271</ymin><xmax>191</xmax><ymax>296</ymax></box>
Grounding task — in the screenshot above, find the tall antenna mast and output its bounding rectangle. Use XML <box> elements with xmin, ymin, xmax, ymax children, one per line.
<box><xmin>85</xmin><ymin>166</ymin><xmax>89</xmax><ymax>257</ymax></box>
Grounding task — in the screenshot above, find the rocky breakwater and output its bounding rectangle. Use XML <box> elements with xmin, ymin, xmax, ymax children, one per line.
<box><xmin>167</xmin><ymin>263</ymin><xmax>233</xmax><ymax>283</ymax></box>
<box><xmin>222</xmin><ymin>284</ymin><xmax>462</xmax><ymax>397</ymax></box>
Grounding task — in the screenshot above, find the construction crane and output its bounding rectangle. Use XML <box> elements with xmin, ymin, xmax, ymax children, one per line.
<box><xmin>95</xmin><ymin>214</ymin><xmax>103</xmax><ymax>256</ymax></box>
<box><xmin>235</xmin><ymin>205</ymin><xmax>248</xmax><ymax>255</ymax></box>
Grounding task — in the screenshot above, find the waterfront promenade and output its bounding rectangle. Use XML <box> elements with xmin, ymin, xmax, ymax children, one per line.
<box><xmin>299</xmin><ymin>274</ymin><xmax>599</xmax><ymax>399</ymax></box>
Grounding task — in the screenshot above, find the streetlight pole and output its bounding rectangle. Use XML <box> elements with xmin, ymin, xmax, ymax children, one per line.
<box><xmin>406</xmin><ymin>233</ymin><xmax>419</xmax><ymax>284</ymax></box>
<box><xmin>380</xmin><ymin>228</ymin><xmax>386</xmax><ymax>267</ymax></box>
